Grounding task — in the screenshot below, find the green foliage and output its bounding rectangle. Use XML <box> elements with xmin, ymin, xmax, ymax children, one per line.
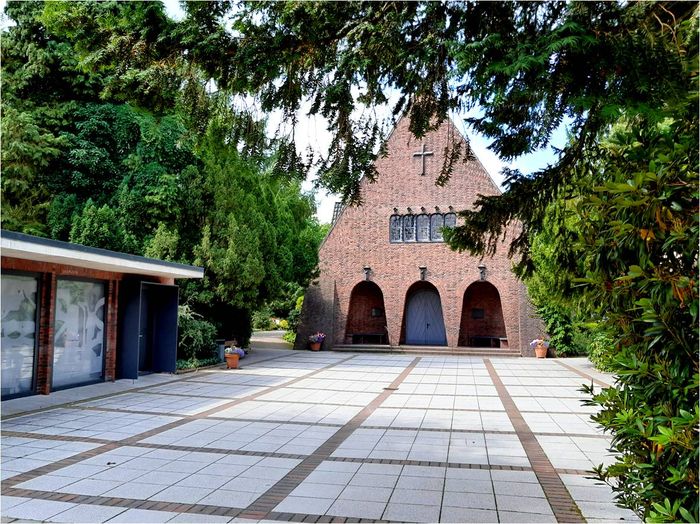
<box><xmin>282</xmin><ymin>331</ymin><xmax>296</xmax><ymax>345</ymax></box>
<box><xmin>176</xmin><ymin>356</ymin><xmax>221</xmax><ymax>371</ymax></box>
<box><xmin>576</xmin><ymin>103</ymin><xmax>699</xmax><ymax>521</ymax></box>
<box><xmin>535</xmin><ymin>303</ymin><xmax>585</xmax><ymax>357</ymax></box>
<box><xmin>252</xmin><ymin>307</ymin><xmax>275</xmax><ymax>331</ymax></box>
<box><xmin>587</xmin><ymin>332</ymin><xmax>615</xmax><ymax>373</ymax></box>
<box><xmin>68</xmin><ymin>200</ymin><xmax>135</xmax><ymax>253</ymax></box>
<box><xmin>177</xmin><ymin>305</ymin><xmax>217</xmax><ymax>361</ymax></box>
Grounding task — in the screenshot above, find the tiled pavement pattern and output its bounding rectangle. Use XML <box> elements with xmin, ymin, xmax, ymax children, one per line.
<box><xmin>1</xmin><ymin>351</ymin><xmax>640</xmax><ymax>523</ymax></box>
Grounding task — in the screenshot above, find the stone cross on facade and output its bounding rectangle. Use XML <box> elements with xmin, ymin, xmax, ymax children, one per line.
<box><xmin>412</xmin><ymin>143</ymin><xmax>434</xmax><ymax>176</ymax></box>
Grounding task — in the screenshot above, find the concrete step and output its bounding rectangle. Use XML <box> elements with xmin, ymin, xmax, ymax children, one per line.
<box><xmin>331</xmin><ymin>344</ymin><xmax>521</xmax><ymax>357</ymax></box>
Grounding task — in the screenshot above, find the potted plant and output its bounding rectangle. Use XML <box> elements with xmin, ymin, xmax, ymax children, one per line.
<box><xmin>224</xmin><ymin>347</ymin><xmax>246</xmax><ymax>369</ymax></box>
<box><xmin>308</xmin><ymin>332</ymin><xmax>326</xmax><ymax>351</ymax></box>
<box><xmin>530</xmin><ymin>339</ymin><xmax>550</xmax><ymax>358</ymax></box>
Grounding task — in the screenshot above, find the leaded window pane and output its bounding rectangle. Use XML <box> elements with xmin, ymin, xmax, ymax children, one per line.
<box><xmin>416</xmin><ymin>214</ymin><xmax>430</xmax><ymax>242</ymax></box>
<box><xmin>390</xmin><ymin>215</ymin><xmax>403</xmax><ymax>242</ymax></box>
<box><xmin>403</xmin><ymin>215</ymin><xmax>416</xmax><ymax>242</ymax></box>
<box><xmin>430</xmin><ymin>214</ymin><xmax>445</xmax><ymax>241</ymax></box>
<box><xmin>444</xmin><ymin>213</ymin><xmax>457</xmax><ymax>229</ymax></box>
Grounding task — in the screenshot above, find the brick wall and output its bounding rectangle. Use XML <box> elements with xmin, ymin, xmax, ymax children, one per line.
<box><xmin>298</xmin><ymin>116</ymin><xmax>545</xmax><ymax>353</ymax></box>
<box><xmin>458</xmin><ymin>281</ymin><xmax>507</xmax><ymax>346</ymax></box>
<box><xmin>344</xmin><ymin>281</ymin><xmax>388</xmax><ymax>343</ymax></box>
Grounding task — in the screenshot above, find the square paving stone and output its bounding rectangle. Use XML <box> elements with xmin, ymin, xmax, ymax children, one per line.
<box><xmin>14</xmin><ymin>474</ymin><xmax>78</xmax><ymax>492</ymax></box>
<box><xmin>3</xmin><ymin>499</ymin><xmax>77</xmax><ymax>521</ymax></box>
<box><xmin>150</xmin><ymin>485</ymin><xmax>214</xmax><ymax>504</ymax></box>
<box><xmin>383</xmin><ymin>502</ymin><xmax>440</xmax><ymax>522</ymax></box>
<box><xmin>348</xmin><ymin>473</ymin><xmax>399</xmax><ymax>488</ymax></box>
<box><xmin>391</xmin><ymin>488</ymin><xmax>442</xmax><ymax>506</ymax></box>
<box><xmin>442</xmin><ymin>491</ymin><xmax>496</xmax><ymax>510</ymax></box>
<box><xmin>290</xmin><ymin>482</ymin><xmax>345</xmax><ymax>499</ymax></box>
<box><xmin>338</xmin><ymin>485</ymin><xmax>393</xmax><ymax>503</ymax></box>
<box><xmin>49</xmin><ymin>503</ymin><xmax>128</xmax><ymax>523</ymax></box>
<box><xmin>498</xmin><ymin>510</ymin><xmax>557</xmax><ymax>522</ymax></box>
<box><xmin>444</xmin><ymin>478</ymin><xmax>494</xmax><ymax>494</ymax></box>
<box><xmin>327</xmin><ymin>499</ymin><xmax>386</xmax><ymax>520</ymax></box>
<box><xmin>440</xmin><ymin>507</ymin><xmax>499</xmax><ymax>523</ymax></box>
<box><xmin>108</xmin><ymin>508</ymin><xmax>181</xmax><ymax>523</ymax></box>
<box><xmin>493</xmin><ymin>480</ymin><xmax>546</xmax><ymax>498</ymax></box>
<box><xmin>103</xmin><ymin>481</ymin><xmax>167</xmax><ymax>499</ymax></box>
<box><xmin>396</xmin><ymin>475</ymin><xmax>445</xmax><ymax>491</ymax></box>
<box><xmin>274</xmin><ymin>496</ymin><xmax>334</xmax><ymax>516</ymax></box>
<box><xmin>495</xmin><ymin>494</ymin><xmax>554</xmax><ymax>515</ymax></box>
<box><xmin>198</xmin><ymin>489</ymin><xmax>260</xmax><ymax>508</ymax></box>
<box><xmin>61</xmin><ymin>478</ymin><xmax>124</xmax><ymax>496</ymax></box>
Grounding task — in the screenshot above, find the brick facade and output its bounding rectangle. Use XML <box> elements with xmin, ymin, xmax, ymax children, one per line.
<box><xmin>297</xmin><ymin>117</ymin><xmax>543</xmax><ymax>355</ymax></box>
<box><xmin>2</xmin><ymin>256</ymin><xmax>173</xmax><ymax>396</ymax></box>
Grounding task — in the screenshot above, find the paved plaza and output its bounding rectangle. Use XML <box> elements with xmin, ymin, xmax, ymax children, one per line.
<box><xmin>1</xmin><ymin>349</ymin><xmax>640</xmax><ymax>523</ymax></box>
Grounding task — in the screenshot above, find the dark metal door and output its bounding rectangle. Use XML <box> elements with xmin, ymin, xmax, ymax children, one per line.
<box><xmin>405</xmin><ymin>289</ymin><xmax>447</xmax><ymax>345</ymax></box>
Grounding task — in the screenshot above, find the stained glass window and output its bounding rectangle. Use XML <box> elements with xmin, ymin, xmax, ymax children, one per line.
<box><xmin>416</xmin><ymin>214</ymin><xmax>430</xmax><ymax>242</ymax></box>
<box><xmin>389</xmin><ymin>215</ymin><xmax>403</xmax><ymax>243</ymax></box>
<box><xmin>444</xmin><ymin>212</ymin><xmax>457</xmax><ymax>229</ymax></box>
<box><xmin>430</xmin><ymin>214</ymin><xmax>445</xmax><ymax>241</ymax></box>
<box><xmin>403</xmin><ymin>215</ymin><xmax>416</xmax><ymax>242</ymax></box>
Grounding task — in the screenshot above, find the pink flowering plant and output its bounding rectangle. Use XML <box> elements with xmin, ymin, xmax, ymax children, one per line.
<box><xmin>309</xmin><ymin>332</ymin><xmax>326</xmax><ymax>343</ymax></box>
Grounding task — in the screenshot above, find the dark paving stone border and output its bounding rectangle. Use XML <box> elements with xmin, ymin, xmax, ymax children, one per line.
<box><xmin>554</xmin><ymin>359</ymin><xmax>612</xmax><ymax>388</ymax></box>
<box><xmin>237</xmin><ymin>357</ymin><xmax>422</xmax><ymax>520</ymax></box>
<box><xmin>484</xmin><ymin>358</ymin><xmax>585</xmax><ymax>523</ymax></box>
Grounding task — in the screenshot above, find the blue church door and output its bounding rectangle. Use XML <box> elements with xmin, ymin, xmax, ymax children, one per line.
<box><xmin>404</xmin><ymin>288</ymin><xmax>447</xmax><ymax>345</ymax></box>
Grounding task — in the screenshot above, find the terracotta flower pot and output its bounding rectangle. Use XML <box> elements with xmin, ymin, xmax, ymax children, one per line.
<box><xmin>225</xmin><ymin>353</ymin><xmax>240</xmax><ymax>369</ymax></box>
<box><xmin>535</xmin><ymin>343</ymin><xmax>548</xmax><ymax>358</ymax></box>
<box><xmin>310</xmin><ymin>342</ymin><xmax>321</xmax><ymax>351</ymax></box>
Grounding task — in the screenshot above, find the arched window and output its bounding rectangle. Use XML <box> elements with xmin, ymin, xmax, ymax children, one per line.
<box><xmin>444</xmin><ymin>212</ymin><xmax>457</xmax><ymax>229</ymax></box>
<box><xmin>430</xmin><ymin>214</ymin><xmax>445</xmax><ymax>241</ymax></box>
<box><xmin>416</xmin><ymin>214</ymin><xmax>430</xmax><ymax>242</ymax></box>
<box><xmin>389</xmin><ymin>214</ymin><xmax>403</xmax><ymax>243</ymax></box>
<box><xmin>403</xmin><ymin>215</ymin><xmax>416</xmax><ymax>242</ymax></box>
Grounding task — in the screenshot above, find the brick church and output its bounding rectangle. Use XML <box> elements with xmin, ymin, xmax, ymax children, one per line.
<box><xmin>297</xmin><ymin>116</ymin><xmax>543</xmax><ymax>356</ymax></box>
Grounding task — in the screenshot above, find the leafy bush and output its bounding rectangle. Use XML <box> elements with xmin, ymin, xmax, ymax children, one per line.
<box><xmin>176</xmin><ymin>356</ymin><xmax>221</xmax><ymax>371</ymax></box>
<box><xmin>278</xmin><ymin>319</ymin><xmax>289</xmax><ymax>330</ymax></box>
<box><xmin>282</xmin><ymin>331</ymin><xmax>296</xmax><ymax>345</ymax></box>
<box><xmin>252</xmin><ymin>307</ymin><xmax>275</xmax><ymax>331</ymax></box>
<box><xmin>536</xmin><ymin>303</ymin><xmax>587</xmax><ymax>357</ymax></box>
<box><xmin>577</xmin><ymin>108</ymin><xmax>699</xmax><ymax>521</ymax></box>
<box><xmin>587</xmin><ymin>331</ymin><xmax>615</xmax><ymax>372</ymax></box>
<box><xmin>177</xmin><ymin>305</ymin><xmax>217</xmax><ymax>361</ymax></box>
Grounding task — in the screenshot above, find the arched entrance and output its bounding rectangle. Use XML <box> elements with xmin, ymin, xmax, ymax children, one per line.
<box><xmin>401</xmin><ymin>282</ymin><xmax>447</xmax><ymax>346</ymax></box>
<box><xmin>345</xmin><ymin>281</ymin><xmax>389</xmax><ymax>344</ymax></box>
<box><xmin>458</xmin><ymin>281</ymin><xmax>507</xmax><ymax>347</ymax></box>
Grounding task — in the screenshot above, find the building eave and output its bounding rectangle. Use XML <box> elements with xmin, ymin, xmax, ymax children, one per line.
<box><xmin>1</xmin><ymin>230</ymin><xmax>204</xmax><ymax>280</ymax></box>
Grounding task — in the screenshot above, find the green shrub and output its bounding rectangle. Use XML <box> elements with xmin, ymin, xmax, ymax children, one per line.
<box><xmin>282</xmin><ymin>331</ymin><xmax>296</xmax><ymax>345</ymax></box>
<box><xmin>176</xmin><ymin>356</ymin><xmax>221</xmax><ymax>370</ymax></box>
<box><xmin>177</xmin><ymin>305</ymin><xmax>217</xmax><ymax>361</ymax></box>
<box><xmin>252</xmin><ymin>307</ymin><xmax>275</xmax><ymax>331</ymax></box>
<box><xmin>278</xmin><ymin>319</ymin><xmax>289</xmax><ymax>330</ymax></box>
<box><xmin>536</xmin><ymin>303</ymin><xmax>587</xmax><ymax>357</ymax></box>
<box><xmin>587</xmin><ymin>331</ymin><xmax>615</xmax><ymax>372</ymax></box>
